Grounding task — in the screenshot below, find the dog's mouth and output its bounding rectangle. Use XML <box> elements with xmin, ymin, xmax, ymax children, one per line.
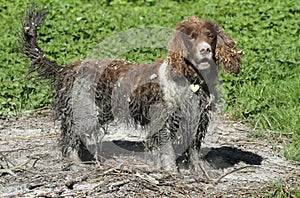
<box><xmin>196</xmin><ymin>58</ymin><xmax>211</xmax><ymax>70</ymax></box>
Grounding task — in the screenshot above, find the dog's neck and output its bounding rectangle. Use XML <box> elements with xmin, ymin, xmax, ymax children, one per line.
<box><xmin>166</xmin><ymin>52</ymin><xmax>208</xmax><ymax>90</ymax></box>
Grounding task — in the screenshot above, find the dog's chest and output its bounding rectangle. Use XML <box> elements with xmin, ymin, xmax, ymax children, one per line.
<box><xmin>158</xmin><ymin>61</ymin><xmax>189</xmax><ymax>107</ymax></box>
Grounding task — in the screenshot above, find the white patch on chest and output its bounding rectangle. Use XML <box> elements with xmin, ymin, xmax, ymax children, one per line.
<box><xmin>158</xmin><ymin>60</ymin><xmax>185</xmax><ymax>108</ymax></box>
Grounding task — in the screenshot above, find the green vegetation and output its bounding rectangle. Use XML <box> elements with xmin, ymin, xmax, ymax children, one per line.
<box><xmin>0</xmin><ymin>0</ymin><xmax>299</xmax><ymax>163</ymax></box>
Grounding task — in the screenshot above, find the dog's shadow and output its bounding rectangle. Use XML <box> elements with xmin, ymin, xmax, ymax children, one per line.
<box><xmin>102</xmin><ymin>141</ymin><xmax>263</xmax><ymax>170</ymax></box>
<box><xmin>201</xmin><ymin>146</ymin><xmax>263</xmax><ymax>169</ymax></box>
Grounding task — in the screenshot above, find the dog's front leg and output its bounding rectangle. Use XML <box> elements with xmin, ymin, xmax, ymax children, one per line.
<box><xmin>159</xmin><ymin>138</ymin><xmax>177</xmax><ymax>171</ymax></box>
<box><xmin>188</xmin><ymin>147</ymin><xmax>202</xmax><ymax>173</ymax></box>
<box><xmin>147</xmin><ymin>103</ymin><xmax>178</xmax><ymax>171</ymax></box>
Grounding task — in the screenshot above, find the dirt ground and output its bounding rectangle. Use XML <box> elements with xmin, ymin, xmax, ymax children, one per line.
<box><xmin>0</xmin><ymin>110</ymin><xmax>299</xmax><ymax>197</ymax></box>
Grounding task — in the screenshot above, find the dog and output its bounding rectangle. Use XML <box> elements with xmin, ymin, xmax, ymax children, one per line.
<box><xmin>20</xmin><ymin>5</ymin><xmax>242</xmax><ymax>172</ymax></box>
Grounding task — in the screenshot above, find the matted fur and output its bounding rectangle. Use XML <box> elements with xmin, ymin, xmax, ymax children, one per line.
<box><xmin>20</xmin><ymin>5</ymin><xmax>242</xmax><ymax>172</ymax></box>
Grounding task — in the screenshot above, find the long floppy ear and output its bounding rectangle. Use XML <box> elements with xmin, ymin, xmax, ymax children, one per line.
<box><xmin>215</xmin><ymin>25</ymin><xmax>243</xmax><ymax>74</ymax></box>
<box><xmin>168</xmin><ymin>22</ymin><xmax>190</xmax><ymax>57</ymax></box>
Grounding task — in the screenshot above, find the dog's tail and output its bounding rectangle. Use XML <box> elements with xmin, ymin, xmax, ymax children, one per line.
<box><xmin>19</xmin><ymin>4</ymin><xmax>61</xmax><ymax>81</ymax></box>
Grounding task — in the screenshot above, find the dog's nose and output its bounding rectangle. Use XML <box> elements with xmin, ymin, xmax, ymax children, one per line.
<box><xmin>199</xmin><ymin>42</ymin><xmax>211</xmax><ymax>55</ymax></box>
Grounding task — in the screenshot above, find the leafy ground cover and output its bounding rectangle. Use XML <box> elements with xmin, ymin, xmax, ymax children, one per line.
<box><xmin>0</xmin><ymin>0</ymin><xmax>299</xmax><ymax>163</ymax></box>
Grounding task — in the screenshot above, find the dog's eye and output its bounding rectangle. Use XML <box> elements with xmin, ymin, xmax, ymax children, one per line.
<box><xmin>207</xmin><ymin>32</ymin><xmax>213</xmax><ymax>38</ymax></box>
<box><xmin>191</xmin><ymin>32</ymin><xmax>198</xmax><ymax>39</ymax></box>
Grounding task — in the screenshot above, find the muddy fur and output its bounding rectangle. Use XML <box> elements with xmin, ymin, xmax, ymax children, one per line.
<box><xmin>20</xmin><ymin>5</ymin><xmax>242</xmax><ymax>172</ymax></box>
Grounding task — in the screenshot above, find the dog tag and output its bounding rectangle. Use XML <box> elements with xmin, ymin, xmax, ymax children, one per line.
<box><xmin>190</xmin><ymin>84</ymin><xmax>200</xmax><ymax>92</ymax></box>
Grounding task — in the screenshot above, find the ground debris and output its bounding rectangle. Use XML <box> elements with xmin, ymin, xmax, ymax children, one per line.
<box><xmin>0</xmin><ymin>114</ymin><xmax>299</xmax><ymax>197</ymax></box>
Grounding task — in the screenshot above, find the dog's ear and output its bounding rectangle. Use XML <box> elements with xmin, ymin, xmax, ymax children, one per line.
<box><xmin>215</xmin><ymin>25</ymin><xmax>243</xmax><ymax>74</ymax></box>
<box><xmin>168</xmin><ymin>22</ymin><xmax>190</xmax><ymax>57</ymax></box>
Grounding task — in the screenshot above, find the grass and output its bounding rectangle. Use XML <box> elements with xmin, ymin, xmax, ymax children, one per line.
<box><xmin>0</xmin><ymin>0</ymin><xmax>299</xmax><ymax>164</ymax></box>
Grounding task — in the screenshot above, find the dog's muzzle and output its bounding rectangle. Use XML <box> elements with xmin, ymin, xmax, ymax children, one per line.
<box><xmin>195</xmin><ymin>42</ymin><xmax>213</xmax><ymax>70</ymax></box>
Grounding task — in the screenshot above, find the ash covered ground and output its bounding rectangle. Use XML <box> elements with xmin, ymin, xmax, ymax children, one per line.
<box><xmin>0</xmin><ymin>111</ymin><xmax>299</xmax><ymax>197</ymax></box>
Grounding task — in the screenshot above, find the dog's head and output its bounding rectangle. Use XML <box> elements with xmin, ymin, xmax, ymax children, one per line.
<box><xmin>168</xmin><ymin>16</ymin><xmax>242</xmax><ymax>74</ymax></box>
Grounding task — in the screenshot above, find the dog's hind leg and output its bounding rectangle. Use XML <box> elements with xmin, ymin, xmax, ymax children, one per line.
<box><xmin>70</xmin><ymin>60</ymin><xmax>105</xmax><ymax>162</ymax></box>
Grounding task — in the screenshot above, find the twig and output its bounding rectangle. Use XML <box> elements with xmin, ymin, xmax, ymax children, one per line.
<box><xmin>141</xmin><ymin>177</ymin><xmax>187</xmax><ymax>198</ymax></box>
<box><xmin>213</xmin><ymin>165</ymin><xmax>256</xmax><ymax>184</ymax></box>
<box><xmin>196</xmin><ymin>164</ymin><xmax>257</xmax><ymax>185</ymax></box>
<box><xmin>89</xmin><ymin>162</ymin><xmax>126</xmax><ymax>183</ymax></box>
<box><xmin>109</xmin><ymin>179</ymin><xmax>130</xmax><ymax>188</ymax></box>
<box><xmin>31</xmin><ymin>157</ymin><xmax>41</xmax><ymax>168</ymax></box>
<box><xmin>266</xmin><ymin>129</ymin><xmax>293</xmax><ymax>135</ymax></box>
<box><xmin>35</xmin><ymin>189</ymin><xmax>65</xmax><ymax>197</ymax></box>
<box><xmin>0</xmin><ymin>146</ymin><xmax>41</xmax><ymax>153</ymax></box>
<box><xmin>135</xmin><ymin>171</ymin><xmax>159</xmax><ymax>185</ymax></box>
<box><xmin>252</xmin><ymin>117</ymin><xmax>260</xmax><ymax>132</ymax></box>
<box><xmin>262</xmin><ymin>114</ymin><xmax>273</xmax><ymax>129</ymax></box>
<box><xmin>220</xmin><ymin>141</ymin><xmax>267</xmax><ymax>147</ymax></box>
<box><xmin>0</xmin><ymin>168</ymin><xmax>17</xmax><ymax>177</ymax></box>
<box><xmin>198</xmin><ymin>159</ymin><xmax>213</xmax><ymax>182</ymax></box>
<box><xmin>101</xmin><ymin>162</ymin><xmax>125</xmax><ymax>175</ymax></box>
<box><xmin>5</xmin><ymin>132</ymin><xmax>60</xmax><ymax>141</ymax></box>
<box><xmin>0</xmin><ymin>152</ymin><xmax>16</xmax><ymax>167</ymax></box>
<box><xmin>281</xmin><ymin>185</ymin><xmax>297</xmax><ymax>198</ymax></box>
<box><xmin>0</xmin><ymin>159</ymin><xmax>32</xmax><ymax>176</ymax></box>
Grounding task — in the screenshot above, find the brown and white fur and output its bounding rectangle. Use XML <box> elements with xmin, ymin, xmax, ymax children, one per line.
<box><xmin>20</xmin><ymin>5</ymin><xmax>242</xmax><ymax>172</ymax></box>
